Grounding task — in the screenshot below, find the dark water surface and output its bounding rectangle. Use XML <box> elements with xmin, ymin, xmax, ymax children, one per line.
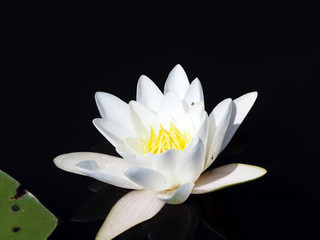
<box><xmin>3</xmin><ymin>1</ymin><xmax>319</xmax><ymax>239</ymax></box>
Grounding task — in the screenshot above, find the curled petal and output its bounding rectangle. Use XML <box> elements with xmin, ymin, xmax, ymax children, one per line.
<box><xmin>76</xmin><ymin>161</ymin><xmax>142</xmax><ymax>189</ymax></box>
<box><xmin>157</xmin><ymin>182</ymin><xmax>195</xmax><ymax>204</ymax></box>
<box><xmin>192</xmin><ymin>163</ymin><xmax>267</xmax><ymax>194</ymax></box>
<box><xmin>124</xmin><ymin>166</ymin><xmax>172</xmax><ymax>191</ymax></box>
<box><xmin>220</xmin><ymin>92</ymin><xmax>258</xmax><ymax>152</ymax></box>
<box><xmin>164</xmin><ymin>64</ymin><xmax>190</xmax><ymax>99</ymax></box>
<box><xmin>96</xmin><ymin>190</ymin><xmax>165</xmax><ymax>240</ymax></box>
<box><xmin>136</xmin><ymin>75</ymin><xmax>164</xmax><ymax>112</ymax></box>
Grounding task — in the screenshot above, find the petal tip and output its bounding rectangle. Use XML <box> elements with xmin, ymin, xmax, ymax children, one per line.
<box><xmin>249</xmin><ymin>91</ymin><xmax>258</xmax><ymax>100</ymax></box>
<box><xmin>238</xmin><ymin>163</ymin><xmax>267</xmax><ymax>180</ymax></box>
<box><xmin>254</xmin><ymin>165</ymin><xmax>267</xmax><ymax>177</ymax></box>
<box><xmin>92</xmin><ymin>118</ymin><xmax>102</xmax><ymax>128</ymax></box>
<box><xmin>137</xmin><ymin>74</ymin><xmax>150</xmax><ymax>84</ymax></box>
<box><xmin>174</xmin><ymin>63</ymin><xmax>183</xmax><ymax>69</ymax></box>
<box><xmin>53</xmin><ymin>154</ymin><xmax>65</xmax><ymax>168</ymax></box>
<box><xmin>94</xmin><ymin>91</ymin><xmax>106</xmax><ymax>103</ymax></box>
<box><xmin>128</xmin><ymin>100</ymin><xmax>139</xmax><ymax>108</ymax></box>
<box><xmin>241</xmin><ymin>91</ymin><xmax>258</xmax><ymax>103</ymax></box>
<box><xmin>193</xmin><ymin>77</ymin><xmax>200</xmax><ymax>82</ymax></box>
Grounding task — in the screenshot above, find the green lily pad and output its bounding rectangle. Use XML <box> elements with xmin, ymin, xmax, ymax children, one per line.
<box><xmin>0</xmin><ymin>170</ymin><xmax>57</xmax><ymax>240</ymax></box>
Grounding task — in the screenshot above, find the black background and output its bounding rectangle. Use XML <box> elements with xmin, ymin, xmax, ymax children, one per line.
<box><xmin>2</xmin><ymin>0</ymin><xmax>320</xmax><ymax>239</ymax></box>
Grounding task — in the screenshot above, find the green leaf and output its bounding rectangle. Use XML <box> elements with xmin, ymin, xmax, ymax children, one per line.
<box><xmin>0</xmin><ymin>170</ymin><xmax>57</xmax><ymax>240</ymax></box>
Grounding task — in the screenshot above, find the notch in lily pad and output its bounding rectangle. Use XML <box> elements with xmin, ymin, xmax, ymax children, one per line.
<box><xmin>0</xmin><ymin>170</ymin><xmax>58</xmax><ymax>240</ymax></box>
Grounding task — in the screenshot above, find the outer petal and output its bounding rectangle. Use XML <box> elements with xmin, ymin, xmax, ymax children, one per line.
<box><xmin>192</xmin><ymin>163</ymin><xmax>267</xmax><ymax>194</ymax></box>
<box><xmin>220</xmin><ymin>92</ymin><xmax>258</xmax><ymax>152</ymax></box>
<box><xmin>136</xmin><ymin>75</ymin><xmax>164</xmax><ymax>112</ymax></box>
<box><xmin>93</xmin><ymin>118</ymin><xmax>135</xmax><ymax>148</ymax></box>
<box><xmin>124</xmin><ymin>166</ymin><xmax>172</xmax><ymax>191</ymax></box>
<box><xmin>53</xmin><ymin>152</ymin><xmax>125</xmax><ymax>175</ymax></box>
<box><xmin>96</xmin><ymin>190</ymin><xmax>165</xmax><ymax>240</ymax></box>
<box><xmin>183</xmin><ymin>78</ymin><xmax>204</xmax><ymax>106</ymax></box>
<box><xmin>157</xmin><ymin>182</ymin><xmax>195</xmax><ymax>204</ymax></box>
<box><xmin>95</xmin><ymin>92</ymin><xmax>134</xmax><ymax>132</ymax></box>
<box><xmin>204</xmin><ymin>99</ymin><xmax>232</xmax><ymax>170</ymax></box>
<box><xmin>164</xmin><ymin>64</ymin><xmax>190</xmax><ymax>99</ymax></box>
<box><xmin>76</xmin><ymin>161</ymin><xmax>142</xmax><ymax>189</ymax></box>
<box><xmin>176</xmin><ymin>138</ymin><xmax>206</xmax><ymax>184</ymax></box>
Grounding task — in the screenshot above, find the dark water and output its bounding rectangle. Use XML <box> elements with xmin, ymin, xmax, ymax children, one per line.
<box><xmin>3</xmin><ymin>1</ymin><xmax>319</xmax><ymax>239</ymax></box>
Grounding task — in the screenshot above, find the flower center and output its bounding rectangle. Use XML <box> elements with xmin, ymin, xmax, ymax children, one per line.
<box><xmin>141</xmin><ymin>122</ymin><xmax>191</xmax><ymax>154</ymax></box>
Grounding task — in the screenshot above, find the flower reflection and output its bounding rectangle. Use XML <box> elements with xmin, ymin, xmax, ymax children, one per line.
<box><xmin>72</xmin><ymin>182</ymin><xmax>250</xmax><ymax>240</ymax></box>
<box><xmin>54</xmin><ymin>65</ymin><xmax>266</xmax><ymax>239</ymax></box>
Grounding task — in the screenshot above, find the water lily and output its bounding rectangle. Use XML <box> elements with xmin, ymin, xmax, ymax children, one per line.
<box><xmin>54</xmin><ymin>65</ymin><xmax>266</xmax><ymax>240</ymax></box>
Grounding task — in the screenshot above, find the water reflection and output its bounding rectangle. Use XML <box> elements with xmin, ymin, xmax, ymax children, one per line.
<box><xmin>71</xmin><ymin>182</ymin><xmax>251</xmax><ymax>240</ymax></box>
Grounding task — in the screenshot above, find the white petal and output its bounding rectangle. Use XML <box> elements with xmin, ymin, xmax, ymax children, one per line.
<box><xmin>161</xmin><ymin>91</ymin><xmax>186</xmax><ymax>122</ymax></box>
<box><xmin>182</xmin><ymin>113</ymin><xmax>207</xmax><ymax>155</ymax></box>
<box><xmin>220</xmin><ymin>92</ymin><xmax>258</xmax><ymax>152</ymax></box>
<box><xmin>175</xmin><ymin>114</ymin><xmax>195</xmax><ymax>135</ymax></box>
<box><xmin>157</xmin><ymin>182</ymin><xmax>194</xmax><ymax>204</ymax></box>
<box><xmin>148</xmin><ymin>149</ymin><xmax>184</xmax><ymax>183</ymax></box>
<box><xmin>192</xmin><ymin>163</ymin><xmax>267</xmax><ymax>194</ymax></box>
<box><xmin>151</xmin><ymin>110</ymin><xmax>174</xmax><ymax>132</ymax></box>
<box><xmin>95</xmin><ymin>92</ymin><xmax>134</xmax><ymax>132</ymax></box>
<box><xmin>116</xmin><ymin>145</ymin><xmax>151</xmax><ymax>167</ymax></box>
<box><xmin>93</xmin><ymin>118</ymin><xmax>135</xmax><ymax>148</ymax></box>
<box><xmin>124</xmin><ymin>166</ymin><xmax>172</xmax><ymax>191</ymax></box>
<box><xmin>76</xmin><ymin>161</ymin><xmax>142</xmax><ymax>189</ymax></box>
<box><xmin>186</xmin><ymin>101</ymin><xmax>205</xmax><ymax>128</ymax></box>
<box><xmin>210</xmin><ymin>98</ymin><xmax>232</xmax><ymax>126</ymax></box>
<box><xmin>164</xmin><ymin>64</ymin><xmax>190</xmax><ymax>99</ymax></box>
<box><xmin>54</xmin><ymin>152</ymin><xmax>124</xmax><ymax>175</ymax></box>
<box><xmin>196</xmin><ymin>113</ymin><xmax>209</xmax><ymax>146</ymax></box>
<box><xmin>123</xmin><ymin>137</ymin><xmax>144</xmax><ymax>155</ymax></box>
<box><xmin>129</xmin><ymin>101</ymin><xmax>155</xmax><ymax>138</ymax></box>
<box><xmin>136</xmin><ymin>75</ymin><xmax>164</xmax><ymax>112</ymax></box>
<box><xmin>96</xmin><ymin>190</ymin><xmax>165</xmax><ymax>240</ymax></box>
<box><xmin>176</xmin><ymin>138</ymin><xmax>206</xmax><ymax>184</ymax></box>
<box><xmin>204</xmin><ymin>99</ymin><xmax>232</xmax><ymax>170</ymax></box>
<box><xmin>183</xmin><ymin>78</ymin><xmax>204</xmax><ymax>106</ymax></box>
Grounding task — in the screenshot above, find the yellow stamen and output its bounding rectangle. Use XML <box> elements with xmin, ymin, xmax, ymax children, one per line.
<box><xmin>141</xmin><ymin>122</ymin><xmax>191</xmax><ymax>154</ymax></box>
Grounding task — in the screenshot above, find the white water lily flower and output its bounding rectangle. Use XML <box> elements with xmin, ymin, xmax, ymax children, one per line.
<box><xmin>54</xmin><ymin>65</ymin><xmax>266</xmax><ymax>240</ymax></box>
